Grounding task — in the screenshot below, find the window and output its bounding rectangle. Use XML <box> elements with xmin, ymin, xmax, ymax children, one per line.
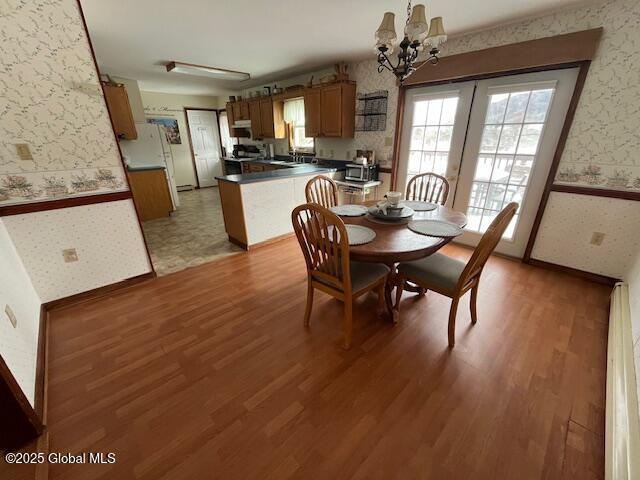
<box><xmin>284</xmin><ymin>98</ymin><xmax>314</xmax><ymax>151</ymax></box>
<box><xmin>465</xmin><ymin>87</ymin><xmax>554</xmax><ymax>239</ymax></box>
<box><xmin>407</xmin><ymin>95</ymin><xmax>459</xmax><ymax>181</ymax></box>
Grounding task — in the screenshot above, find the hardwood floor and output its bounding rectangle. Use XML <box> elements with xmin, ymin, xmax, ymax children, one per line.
<box><xmin>40</xmin><ymin>240</ymin><xmax>608</xmax><ymax>479</ymax></box>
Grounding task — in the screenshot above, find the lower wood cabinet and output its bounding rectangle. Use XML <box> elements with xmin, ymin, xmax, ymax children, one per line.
<box><xmin>128</xmin><ymin>169</ymin><xmax>173</xmax><ymax>221</ymax></box>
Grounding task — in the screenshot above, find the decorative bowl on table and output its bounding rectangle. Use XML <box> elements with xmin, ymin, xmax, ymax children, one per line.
<box><xmin>367</xmin><ymin>204</ymin><xmax>415</xmax><ymax>222</ymax></box>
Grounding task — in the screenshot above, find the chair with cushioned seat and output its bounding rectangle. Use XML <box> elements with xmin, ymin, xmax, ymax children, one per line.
<box><xmin>394</xmin><ymin>202</ymin><xmax>518</xmax><ymax>348</ymax></box>
<box><xmin>292</xmin><ymin>203</ymin><xmax>390</xmax><ymax>349</ymax></box>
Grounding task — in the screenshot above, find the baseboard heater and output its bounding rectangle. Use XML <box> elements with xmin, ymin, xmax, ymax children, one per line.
<box><xmin>606</xmin><ymin>282</ymin><xmax>640</xmax><ymax>480</ymax></box>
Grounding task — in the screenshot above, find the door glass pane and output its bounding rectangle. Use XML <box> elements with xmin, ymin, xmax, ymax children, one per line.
<box><xmin>405</xmin><ymin>96</ymin><xmax>459</xmax><ymax>183</ymax></box>
<box><xmin>465</xmin><ymin>86</ymin><xmax>554</xmax><ymax>239</ymax></box>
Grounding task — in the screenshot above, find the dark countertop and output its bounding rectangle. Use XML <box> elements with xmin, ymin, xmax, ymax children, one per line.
<box><xmin>127</xmin><ymin>165</ymin><xmax>166</xmax><ymax>172</ymax></box>
<box><xmin>216</xmin><ymin>164</ymin><xmax>338</xmax><ymax>184</ymax></box>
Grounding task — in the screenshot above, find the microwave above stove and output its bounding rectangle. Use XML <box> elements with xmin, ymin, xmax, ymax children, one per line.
<box><xmin>345</xmin><ymin>164</ymin><xmax>379</xmax><ymax>182</ymax></box>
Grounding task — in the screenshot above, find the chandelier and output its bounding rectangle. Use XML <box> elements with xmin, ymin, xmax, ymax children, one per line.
<box><xmin>375</xmin><ymin>1</ymin><xmax>447</xmax><ymax>83</ymax></box>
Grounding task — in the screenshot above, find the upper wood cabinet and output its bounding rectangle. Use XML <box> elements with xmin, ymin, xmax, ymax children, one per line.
<box><xmin>248</xmin><ymin>98</ymin><xmax>285</xmax><ymax>139</ymax></box>
<box><xmin>304</xmin><ymin>88</ymin><xmax>322</xmax><ymax>138</ymax></box>
<box><xmin>303</xmin><ymin>82</ymin><xmax>355</xmax><ymax>138</ymax></box>
<box><xmin>225</xmin><ymin>102</ymin><xmax>250</xmax><ymax>138</ymax></box>
<box><xmin>259</xmin><ymin>98</ymin><xmax>275</xmax><ymax>138</ymax></box>
<box><xmin>102</xmin><ymin>83</ymin><xmax>137</xmax><ymax>140</ymax></box>
<box><xmin>231</xmin><ymin>100</ymin><xmax>250</xmax><ymax>121</ymax></box>
<box><xmin>249</xmin><ymin>100</ymin><xmax>262</xmax><ymax>137</ymax></box>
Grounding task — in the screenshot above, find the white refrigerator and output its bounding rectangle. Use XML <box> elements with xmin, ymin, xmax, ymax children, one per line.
<box><xmin>119</xmin><ymin>123</ymin><xmax>180</xmax><ymax>209</ymax></box>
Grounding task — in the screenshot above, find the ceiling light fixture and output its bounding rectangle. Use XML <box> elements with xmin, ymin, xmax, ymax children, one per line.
<box><xmin>166</xmin><ymin>61</ymin><xmax>250</xmax><ymax>81</ymax></box>
<box><xmin>374</xmin><ymin>1</ymin><xmax>446</xmax><ymax>83</ymax></box>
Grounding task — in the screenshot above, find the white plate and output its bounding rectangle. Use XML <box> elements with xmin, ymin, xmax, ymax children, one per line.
<box><xmin>330</xmin><ymin>204</ymin><xmax>368</xmax><ymax>217</ymax></box>
<box><xmin>403</xmin><ymin>200</ymin><xmax>437</xmax><ymax>211</ymax></box>
<box><xmin>326</xmin><ymin>225</ymin><xmax>376</xmax><ymax>245</ymax></box>
<box><xmin>408</xmin><ymin>220</ymin><xmax>463</xmax><ymax>238</ymax></box>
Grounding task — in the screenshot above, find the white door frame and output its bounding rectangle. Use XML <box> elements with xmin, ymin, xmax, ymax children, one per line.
<box><xmin>185</xmin><ymin>108</ymin><xmax>224</xmax><ymax>188</ymax></box>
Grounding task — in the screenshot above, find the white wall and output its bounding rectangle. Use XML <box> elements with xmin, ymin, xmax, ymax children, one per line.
<box><xmin>139</xmin><ymin>91</ymin><xmax>221</xmax><ymax>187</ymax></box>
<box><xmin>0</xmin><ymin>220</ymin><xmax>41</xmax><ymax>407</ymax></box>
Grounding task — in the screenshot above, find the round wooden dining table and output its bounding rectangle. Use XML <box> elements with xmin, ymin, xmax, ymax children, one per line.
<box><xmin>342</xmin><ymin>201</ymin><xmax>467</xmax><ymax>321</ymax></box>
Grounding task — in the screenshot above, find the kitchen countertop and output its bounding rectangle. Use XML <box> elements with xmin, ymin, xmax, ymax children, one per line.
<box><xmin>126</xmin><ymin>165</ymin><xmax>166</xmax><ymax>172</ymax></box>
<box><xmin>216</xmin><ymin>164</ymin><xmax>338</xmax><ymax>184</ymax></box>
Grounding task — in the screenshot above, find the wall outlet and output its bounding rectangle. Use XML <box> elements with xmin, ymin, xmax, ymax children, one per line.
<box><xmin>385</xmin><ymin>136</ymin><xmax>394</xmax><ymax>147</ymax></box>
<box><xmin>329</xmin><ymin>149</ymin><xmax>334</xmax><ymax>158</ymax></box>
<box><xmin>346</xmin><ymin>150</ymin><xmax>351</xmax><ymax>160</ymax></box>
<box><xmin>63</xmin><ymin>248</ymin><xmax>79</xmax><ymax>263</ymax></box>
<box><xmin>15</xmin><ymin>144</ymin><xmax>33</xmax><ymax>161</ymax></box>
<box><xmin>590</xmin><ymin>232</ymin><xmax>605</xmax><ymax>246</ymax></box>
<box><xmin>319</xmin><ymin>149</ymin><xmax>324</xmax><ymax>156</ymax></box>
<box><xmin>5</xmin><ymin>305</ymin><xmax>17</xmax><ymax>328</ymax></box>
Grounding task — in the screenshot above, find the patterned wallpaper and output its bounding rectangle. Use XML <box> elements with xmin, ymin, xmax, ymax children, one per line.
<box><xmin>439</xmin><ymin>0</ymin><xmax>640</xmax><ymax>192</ymax></box>
<box><xmin>531</xmin><ymin>192</ymin><xmax>640</xmax><ymax>278</ymax></box>
<box><xmin>2</xmin><ymin>200</ymin><xmax>151</xmax><ymax>302</ymax></box>
<box><xmin>0</xmin><ymin>0</ymin><xmax>127</xmax><ymax>205</ymax></box>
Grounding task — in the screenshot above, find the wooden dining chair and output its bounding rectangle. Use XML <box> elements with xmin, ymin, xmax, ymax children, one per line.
<box><xmin>305</xmin><ymin>175</ymin><xmax>338</xmax><ymax>208</ymax></box>
<box><xmin>394</xmin><ymin>202</ymin><xmax>518</xmax><ymax>348</ymax></box>
<box><xmin>406</xmin><ymin>172</ymin><xmax>450</xmax><ymax>205</ymax></box>
<box><xmin>292</xmin><ymin>203</ymin><xmax>390</xmax><ymax>349</ymax></box>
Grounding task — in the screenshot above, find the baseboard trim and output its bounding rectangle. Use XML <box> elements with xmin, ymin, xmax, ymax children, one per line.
<box><xmin>526</xmin><ymin>258</ymin><xmax>619</xmax><ymax>286</ymax></box>
<box><xmin>33</xmin><ymin>306</ymin><xmax>48</xmax><ymax>422</ymax></box>
<box><xmin>246</xmin><ymin>233</ymin><xmax>295</xmax><ymax>251</ymax></box>
<box><xmin>44</xmin><ymin>271</ymin><xmax>157</xmax><ymax>311</ymax></box>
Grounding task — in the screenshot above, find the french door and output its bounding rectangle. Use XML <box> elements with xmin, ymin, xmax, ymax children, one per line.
<box><xmin>397</xmin><ymin>82</ymin><xmax>475</xmax><ymax>205</ymax></box>
<box><xmin>399</xmin><ymin>68</ymin><xmax>579</xmax><ymax>257</ymax></box>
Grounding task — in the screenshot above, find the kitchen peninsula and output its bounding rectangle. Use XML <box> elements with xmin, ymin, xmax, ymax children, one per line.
<box><xmin>216</xmin><ymin>160</ymin><xmax>343</xmax><ymax>249</ymax></box>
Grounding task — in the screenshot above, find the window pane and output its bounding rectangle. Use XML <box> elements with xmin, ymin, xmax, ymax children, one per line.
<box><xmin>422</xmin><ymin>152</ymin><xmax>436</xmax><ymax>172</ymax></box>
<box><xmin>486</xmin><ymin>93</ymin><xmax>508</xmax><ymax>124</ymax></box>
<box><xmin>413</xmin><ymin>101</ymin><xmax>428</xmax><ymax>125</ymax></box>
<box><xmin>436</xmin><ymin>126</ymin><xmax>453</xmax><ymax>151</ymax></box>
<box><xmin>517</xmin><ymin>124</ymin><xmax>543</xmax><ymax>155</ymax></box>
<box><xmin>505</xmin><ymin>185</ymin><xmax>526</xmax><ymax>205</ymax></box>
<box><xmin>408</xmin><ymin>151</ymin><xmax>422</xmax><ymax>174</ymax></box>
<box><xmin>474</xmin><ymin>155</ymin><xmax>494</xmax><ymax>182</ymax></box>
<box><xmin>491</xmin><ymin>155</ymin><xmax>514</xmax><ymax>184</ymax></box>
<box><xmin>503</xmin><ymin>214</ymin><xmax>518</xmax><ymax>239</ymax></box>
<box><xmin>433</xmin><ymin>153</ymin><xmax>448</xmax><ymax>175</ymax></box>
<box><xmin>480</xmin><ymin>211</ymin><xmax>498</xmax><ymax>231</ymax></box>
<box><xmin>440</xmin><ymin>97</ymin><xmax>458</xmax><ymax>125</ymax></box>
<box><xmin>423</xmin><ymin>126</ymin><xmax>439</xmax><ymax>151</ymax></box>
<box><xmin>485</xmin><ymin>183</ymin><xmax>506</xmax><ymax>211</ymax></box>
<box><xmin>426</xmin><ymin>99</ymin><xmax>443</xmax><ymax>125</ymax></box>
<box><xmin>497</xmin><ymin>125</ymin><xmax>521</xmax><ymax>154</ymax></box>
<box><xmin>466</xmin><ymin>207</ymin><xmax>483</xmax><ymax>231</ymax></box>
<box><xmin>510</xmin><ymin>156</ymin><xmax>533</xmax><ymax>185</ymax></box>
<box><xmin>525</xmin><ymin>89</ymin><xmax>553</xmax><ymax>122</ymax></box>
<box><xmin>504</xmin><ymin>91</ymin><xmax>530</xmax><ymax>123</ymax></box>
<box><xmin>410</xmin><ymin>127</ymin><xmax>425</xmax><ymax>150</ymax></box>
<box><xmin>469</xmin><ymin>182</ymin><xmax>489</xmax><ymax>208</ymax></box>
<box><xmin>480</xmin><ymin>125</ymin><xmax>501</xmax><ymax>153</ymax></box>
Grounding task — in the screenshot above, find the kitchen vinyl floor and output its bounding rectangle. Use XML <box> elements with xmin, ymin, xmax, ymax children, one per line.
<box><xmin>39</xmin><ymin>240</ymin><xmax>608</xmax><ymax>480</ymax></box>
<box><xmin>142</xmin><ymin>187</ymin><xmax>243</xmax><ymax>276</ymax></box>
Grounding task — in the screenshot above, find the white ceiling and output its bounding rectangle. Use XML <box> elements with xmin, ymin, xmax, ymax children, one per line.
<box><xmin>80</xmin><ymin>0</ymin><xmax>588</xmax><ymax>96</ymax></box>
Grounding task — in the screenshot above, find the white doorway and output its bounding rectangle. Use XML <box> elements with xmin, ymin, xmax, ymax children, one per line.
<box><xmin>398</xmin><ymin>68</ymin><xmax>579</xmax><ymax>257</ymax></box>
<box><xmin>186</xmin><ymin>109</ymin><xmax>223</xmax><ymax>187</ymax></box>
